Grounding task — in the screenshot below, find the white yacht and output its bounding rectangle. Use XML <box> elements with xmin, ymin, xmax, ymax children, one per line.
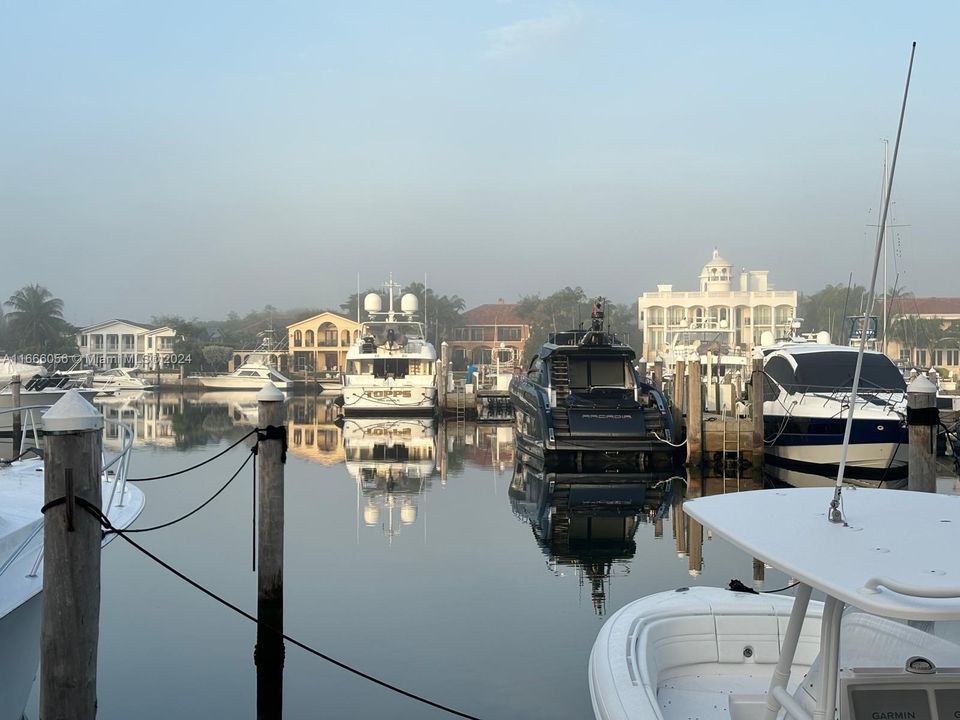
<box><xmin>339</xmin><ymin>277</ymin><xmax>438</xmax><ymax>415</ymax></box>
<box><xmin>193</xmin><ymin>355</ymin><xmax>294</xmax><ymax>391</ymax></box>
<box><xmin>588</xmin><ymin>487</ymin><xmax>960</xmax><ymax>720</ymax></box>
<box><xmin>92</xmin><ymin>367</ymin><xmax>155</xmax><ymax>391</ymax></box>
<box><xmin>761</xmin><ymin>342</ymin><xmax>908</xmax><ymax>481</ymax></box>
<box><xmin>0</xmin><ymin>399</ymin><xmax>145</xmax><ymax>720</ymax></box>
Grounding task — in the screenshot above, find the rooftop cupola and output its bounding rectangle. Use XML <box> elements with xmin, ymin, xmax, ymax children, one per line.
<box><xmin>699</xmin><ymin>248</ymin><xmax>733</xmax><ymax>292</ymax></box>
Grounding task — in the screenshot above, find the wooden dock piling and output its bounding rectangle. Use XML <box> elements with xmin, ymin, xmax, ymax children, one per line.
<box><xmin>256</xmin><ymin>382</ymin><xmax>286</xmax><ymax>719</ymax></box>
<box><xmin>751</xmin><ymin>356</ymin><xmax>764</xmax><ymax>468</ymax></box>
<box><xmin>40</xmin><ymin>391</ymin><xmax>104</xmax><ymax>720</ymax></box>
<box><xmin>11</xmin><ymin>374</ymin><xmax>22</xmax><ymax>451</ymax></box>
<box><xmin>686</xmin><ymin>356</ymin><xmax>702</xmax><ymax>466</ymax></box>
<box><xmin>652</xmin><ymin>356</ymin><xmax>664</xmax><ymax>392</ymax></box>
<box><xmin>907</xmin><ymin>375</ymin><xmax>938</xmax><ymax>493</ymax></box>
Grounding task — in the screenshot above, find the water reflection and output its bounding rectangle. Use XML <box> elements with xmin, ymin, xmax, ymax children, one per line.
<box><xmin>341</xmin><ymin>417</ymin><xmax>438</xmax><ymax>543</ymax></box>
<box><xmin>286</xmin><ymin>395</ymin><xmax>343</xmax><ymax>465</ymax></box>
<box><xmin>508</xmin><ymin>456</ymin><xmax>773</xmax><ymax>613</ymax></box>
<box><xmin>509</xmin><ymin>454</ymin><xmax>679</xmax><ymax>615</ymax></box>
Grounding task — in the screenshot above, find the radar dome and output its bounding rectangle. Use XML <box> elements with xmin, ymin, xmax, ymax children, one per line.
<box><xmin>400</xmin><ymin>502</ymin><xmax>418</xmax><ymax>525</ymax></box>
<box><xmin>400</xmin><ymin>293</ymin><xmax>419</xmax><ymax>314</ymax></box>
<box><xmin>816</xmin><ymin>331</ymin><xmax>831</xmax><ymax>345</ymax></box>
<box><xmin>363</xmin><ymin>293</ymin><xmax>382</xmax><ymax>314</ymax></box>
<box><xmin>759</xmin><ymin>330</ymin><xmax>775</xmax><ymax>347</ymax></box>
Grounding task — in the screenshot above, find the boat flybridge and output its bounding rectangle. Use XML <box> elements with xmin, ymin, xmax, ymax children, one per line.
<box><xmin>339</xmin><ymin>276</ymin><xmax>438</xmax><ymax>416</ymax></box>
<box><xmin>589</xmin><ymin>487</ymin><xmax>960</xmax><ymax>720</ymax></box>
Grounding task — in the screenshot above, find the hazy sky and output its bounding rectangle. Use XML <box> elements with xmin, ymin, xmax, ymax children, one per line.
<box><xmin>2</xmin><ymin>1</ymin><xmax>957</xmax><ymax>327</ymax></box>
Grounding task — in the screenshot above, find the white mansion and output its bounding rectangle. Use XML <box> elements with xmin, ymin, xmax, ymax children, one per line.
<box><xmin>637</xmin><ymin>249</ymin><xmax>798</xmax><ymax>362</ymax></box>
<box><xmin>75</xmin><ymin>319</ymin><xmax>176</xmax><ymax>369</ymax></box>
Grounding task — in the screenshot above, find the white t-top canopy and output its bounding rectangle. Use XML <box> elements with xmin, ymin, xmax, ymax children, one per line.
<box><xmin>684</xmin><ymin>487</ymin><xmax>960</xmax><ymax>621</ymax></box>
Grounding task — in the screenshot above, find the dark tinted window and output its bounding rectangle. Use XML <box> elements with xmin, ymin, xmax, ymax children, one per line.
<box><xmin>788</xmin><ymin>352</ymin><xmax>905</xmax><ymax>391</ymax></box>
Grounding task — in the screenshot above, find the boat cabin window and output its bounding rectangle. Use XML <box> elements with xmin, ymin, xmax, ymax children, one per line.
<box><xmin>373</xmin><ymin>358</ymin><xmax>410</xmax><ymax>379</ymax></box>
<box><xmin>238</xmin><ymin>370</ymin><xmax>260</xmax><ymax>377</ymax></box>
<box><xmin>772</xmin><ymin>352</ymin><xmax>907</xmax><ymax>393</ymax></box>
<box><xmin>567</xmin><ymin>358</ymin><xmax>633</xmax><ymax>390</ymax></box>
<box><xmin>527</xmin><ymin>357</ymin><xmax>545</xmax><ymax>384</ymax></box>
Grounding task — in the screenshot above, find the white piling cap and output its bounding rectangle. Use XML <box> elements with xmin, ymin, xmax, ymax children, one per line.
<box><xmin>42</xmin><ymin>389</ymin><xmax>104</xmax><ymax>433</ymax></box>
<box><xmin>907</xmin><ymin>375</ymin><xmax>937</xmax><ymax>394</ymax></box>
<box><xmin>256</xmin><ymin>382</ymin><xmax>285</xmax><ymax>402</ymax></box>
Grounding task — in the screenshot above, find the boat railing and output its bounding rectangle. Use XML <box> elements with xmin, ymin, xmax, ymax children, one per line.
<box><xmin>0</xmin><ymin>404</ymin><xmax>135</xmax><ymax>581</ymax></box>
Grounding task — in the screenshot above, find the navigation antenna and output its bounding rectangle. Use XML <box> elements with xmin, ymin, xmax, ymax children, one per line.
<box><xmin>830</xmin><ymin>42</ymin><xmax>916</xmax><ymax>524</ymax></box>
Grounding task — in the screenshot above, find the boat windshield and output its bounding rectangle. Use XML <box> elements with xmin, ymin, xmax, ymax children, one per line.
<box><xmin>567</xmin><ymin>358</ymin><xmax>635</xmax><ymax>391</ymax></box>
<box><xmin>769</xmin><ymin>352</ymin><xmax>906</xmax><ymax>393</ymax></box>
<box><xmin>362</xmin><ymin>322</ymin><xmax>424</xmax><ymax>344</ymax></box>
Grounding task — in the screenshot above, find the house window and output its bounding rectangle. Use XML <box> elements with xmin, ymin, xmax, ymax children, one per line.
<box><xmin>497</xmin><ymin>327</ymin><xmax>521</xmax><ymax>341</ymax></box>
<box><xmin>305</xmin><ymin>330</ymin><xmax>314</xmax><ymax>347</ymax></box>
<box><xmin>80</xmin><ymin>335</ymin><xmax>88</xmax><ymax>347</ymax></box>
<box><xmin>945</xmin><ymin>349</ymin><xmax>959</xmax><ymax>366</ymax></box>
<box><xmin>916</xmin><ymin>349</ymin><xmax>927</xmax><ymax>367</ymax></box>
<box><xmin>319</xmin><ymin>323</ymin><xmax>338</xmax><ymax>346</ymax></box>
<box><xmin>470</xmin><ymin>328</ymin><xmax>484</xmax><ymax>341</ymax></box>
<box><xmin>293</xmin><ymin>330</ymin><xmax>303</xmax><ymax>347</ymax></box>
<box><xmin>147</xmin><ymin>337</ymin><xmax>153</xmax><ymax>349</ymax></box>
<box><xmin>341</xmin><ymin>329</ymin><xmax>351</xmax><ymax>346</ymax></box>
<box><xmin>454</xmin><ymin>328</ymin><xmax>467</xmax><ymax>340</ymax></box>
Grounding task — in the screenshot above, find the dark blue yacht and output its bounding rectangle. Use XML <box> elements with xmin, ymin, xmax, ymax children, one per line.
<box><xmin>508</xmin><ymin>300</ymin><xmax>678</xmax><ymax>471</ymax></box>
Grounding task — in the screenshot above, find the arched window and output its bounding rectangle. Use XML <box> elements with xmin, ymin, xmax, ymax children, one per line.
<box><xmin>319</xmin><ymin>322</ymin><xmax>338</xmax><ymax>347</ymax></box>
<box><xmin>305</xmin><ymin>330</ymin><xmax>315</xmax><ymax>347</ymax></box>
<box><xmin>293</xmin><ymin>330</ymin><xmax>303</xmax><ymax>347</ymax></box>
<box><xmin>353</xmin><ymin>329</ymin><xmax>360</xmax><ymax>341</ymax></box>
<box><xmin>341</xmin><ymin>329</ymin><xmax>351</xmax><ymax>346</ymax></box>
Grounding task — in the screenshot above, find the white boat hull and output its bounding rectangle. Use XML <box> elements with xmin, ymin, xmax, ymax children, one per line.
<box><xmin>0</xmin><ymin>592</ymin><xmax>41</xmax><ymax>720</ymax></box>
<box><xmin>196</xmin><ymin>377</ymin><xmax>293</xmax><ymax>391</ymax></box>
<box><xmin>340</xmin><ymin>385</ymin><xmax>437</xmax><ymax>415</ymax></box>
<box><xmin>0</xmin><ymin>388</ymin><xmax>103</xmax><ymax>433</ymax></box>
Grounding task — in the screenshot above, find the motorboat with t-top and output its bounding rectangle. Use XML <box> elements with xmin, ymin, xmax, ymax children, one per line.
<box><xmin>509</xmin><ymin>299</ymin><xmax>677</xmax><ymax>470</ymax></box>
<box><xmin>339</xmin><ymin>276</ymin><xmax>438</xmax><ymax>415</ymax></box>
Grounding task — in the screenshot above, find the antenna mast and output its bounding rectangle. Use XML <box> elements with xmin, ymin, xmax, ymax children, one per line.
<box><xmin>830</xmin><ymin>42</ymin><xmax>916</xmax><ymax>523</ymax></box>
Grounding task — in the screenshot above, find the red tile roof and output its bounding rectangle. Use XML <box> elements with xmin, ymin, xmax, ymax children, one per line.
<box><xmin>889</xmin><ymin>297</ymin><xmax>960</xmax><ymax>317</ymax></box>
<box><xmin>460</xmin><ymin>303</ymin><xmax>525</xmax><ymax>327</ymax></box>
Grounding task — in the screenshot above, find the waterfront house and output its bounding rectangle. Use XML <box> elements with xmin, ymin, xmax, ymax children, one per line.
<box><xmin>448</xmin><ymin>300</ymin><xmax>530</xmax><ymax>370</ymax></box>
<box><xmin>76</xmin><ymin>319</ymin><xmax>176</xmax><ymax>370</ymax></box>
<box><xmin>886</xmin><ymin>296</ymin><xmax>960</xmax><ymax>382</ymax></box>
<box><xmin>286</xmin><ymin>311</ymin><xmax>360</xmax><ymax>374</ymax></box>
<box><xmin>637</xmin><ymin>249</ymin><xmax>798</xmax><ymax>362</ymax></box>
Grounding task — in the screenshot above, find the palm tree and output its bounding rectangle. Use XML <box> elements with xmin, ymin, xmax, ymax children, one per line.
<box><xmin>5</xmin><ymin>284</ymin><xmax>73</xmax><ymax>353</ymax></box>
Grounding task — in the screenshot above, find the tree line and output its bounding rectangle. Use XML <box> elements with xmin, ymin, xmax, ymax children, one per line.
<box><xmin>2</xmin><ymin>281</ymin><xmax>954</xmax><ymax>373</ymax></box>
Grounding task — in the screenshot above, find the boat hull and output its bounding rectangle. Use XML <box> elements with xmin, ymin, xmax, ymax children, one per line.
<box><xmin>0</xmin><ymin>592</ymin><xmax>41</xmax><ymax>720</ymax></box>
<box><xmin>340</xmin><ymin>385</ymin><xmax>437</xmax><ymax>416</ymax></box>
<box><xmin>195</xmin><ymin>377</ymin><xmax>293</xmax><ymax>391</ymax></box>
<box><xmin>510</xmin><ymin>383</ymin><xmax>679</xmax><ymax>470</ymax></box>
<box><xmin>763</xmin><ymin>415</ymin><xmax>907</xmax><ymax>480</ymax></box>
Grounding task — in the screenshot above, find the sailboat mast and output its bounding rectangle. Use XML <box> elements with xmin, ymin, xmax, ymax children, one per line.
<box><xmin>831</xmin><ymin>42</ymin><xmax>916</xmax><ymax>521</ymax></box>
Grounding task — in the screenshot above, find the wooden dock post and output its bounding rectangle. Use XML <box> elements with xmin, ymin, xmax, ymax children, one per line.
<box><xmin>672</xmin><ymin>360</ymin><xmax>686</xmax><ymax>438</ymax></box>
<box><xmin>652</xmin><ymin>356</ymin><xmax>664</xmax><ymax>392</ymax></box>
<box><xmin>256</xmin><ymin>382</ymin><xmax>286</xmax><ymax>719</ymax></box>
<box><xmin>686</xmin><ymin>355</ymin><xmax>702</xmax><ymax>466</ymax></box>
<box><xmin>753</xmin><ymin>558</ymin><xmax>766</xmax><ymax>591</ymax></box>
<box><xmin>751</xmin><ymin>356</ymin><xmax>764</xmax><ymax>469</ymax></box>
<box><xmin>40</xmin><ymin>390</ymin><xmax>104</xmax><ymax>720</ymax></box>
<box><xmin>11</xmin><ymin>374</ymin><xmax>22</xmax><ymax>451</ymax></box>
<box><xmin>907</xmin><ymin>375</ymin><xmax>938</xmax><ymax>493</ymax></box>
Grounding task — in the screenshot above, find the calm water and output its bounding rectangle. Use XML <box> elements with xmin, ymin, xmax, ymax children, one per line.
<box><xmin>22</xmin><ymin>390</ymin><xmax>790</xmax><ymax>720</ymax></box>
